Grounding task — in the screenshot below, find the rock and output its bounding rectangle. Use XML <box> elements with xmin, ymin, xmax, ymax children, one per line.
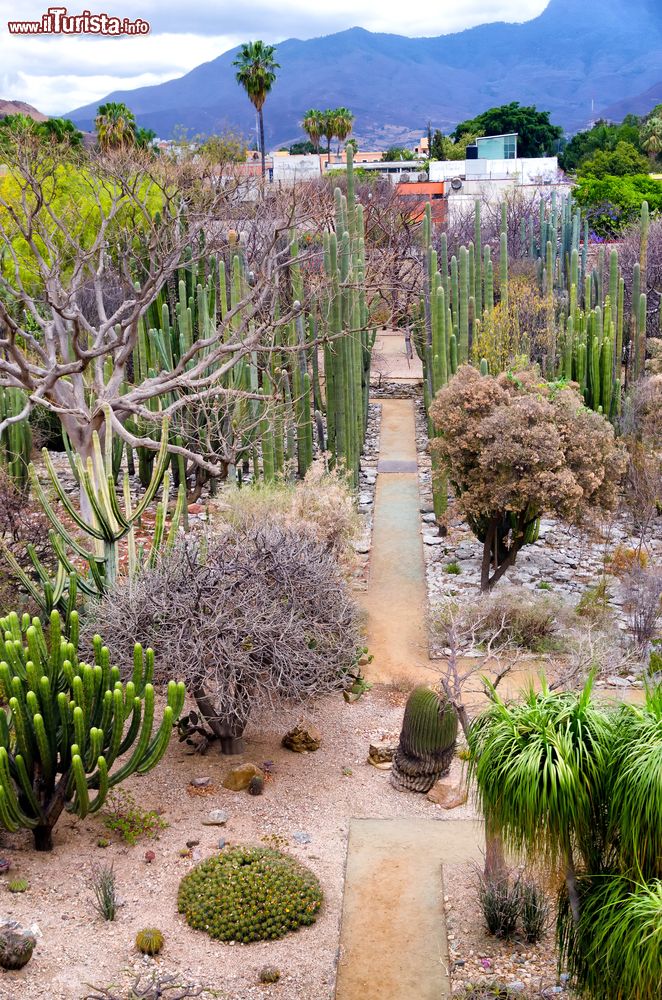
<box><xmin>423</xmin><ymin>535</ymin><xmax>444</xmax><ymax>546</ymax></box>
<box><xmin>192</xmin><ymin>848</ymin><xmax>203</xmax><ymax>861</ymax></box>
<box><xmin>427</xmin><ymin>779</ymin><xmax>468</xmax><ymax>809</ymax></box>
<box><xmin>185</xmin><ymin>839</ymin><xmax>200</xmax><ymax>849</ymax></box>
<box><xmin>368</xmin><ymin>738</ymin><xmax>399</xmax><ymax>769</ymax></box>
<box><xmin>606</xmin><ymin>675</ymin><xmax>630</xmax><ymax>688</ymax></box>
<box><xmin>282</xmin><ymin>723</ymin><xmax>321</xmax><ymax>753</ymax></box>
<box><xmin>0</xmin><ymin>919</ymin><xmax>36</xmax><ymax>970</ymax></box>
<box><xmin>222</xmin><ymin>763</ymin><xmax>264</xmax><ymax>791</ymax></box>
<box><xmin>190</xmin><ymin>776</ymin><xmax>211</xmax><ymax>788</ymax></box>
<box><xmin>201</xmin><ymin>809</ymin><xmax>230</xmax><ymax>825</ymax></box>
<box><xmin>293</xmin><ymin>831</ymin><xmax>311</xmax><ymax>845</ymax></box>
<box><xmin>353</xmin><ymin>539</ymin><xmax>371</xmax><ymax>554</ymax></box>
<box><xmin>217</xmin><ymin>837</ymin><xmax>226</xmax><ymax>850</ymax></box>
<box><xmin>506</xmin><ymin>983</ymin><xmax>526</xmax><ymax>993</ymax></box>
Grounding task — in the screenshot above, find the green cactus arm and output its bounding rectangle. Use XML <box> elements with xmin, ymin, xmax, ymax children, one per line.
<box><xmin>108</xmin><ymin>685</ymin><xmax>155</xmax><ymax>786</ymax></box>
<box><xmin>14</xmin><ymin>753</ymin><xmax>42</xmax><ymax>818</ymax></box>
<box><xmin>70</xmin><ymin>753</ymin><xmax>90</xmax><ymax>818</ymax></box>
<box><xmin>85</xmin><ymin>726</ymin><xmax>103</xmax><ymax>772</ymax></box>
<box><xmin>9</xmin><ymin>695</ymin><xmax>35</xmax><ymax>771</ymax></box>
<box><xmin>116</xmin><ymin>696</ymin><xmax>142</xmax><ymax>758</ymax></box>
<box><xmin>78</xmin><ymin>462</ymin><xmax>118</xmax><ymax>541</ymax></box>
<box><xmin>105</xmin><ymin>472</ymin><xmax>132</xmax><ymax>532</ymax></box>
<box><xmin>0</xmin><ymin>699</ymin><xmax>9</xmax><ymax>742</ymax></box>
<box><xmin>0</xmin><ymin>541</ymin><xmax>49</xmax><ymax>614</ymax></box>
<box><xmin>57</xmin><ymin>691</ymin><xmax>71</xmax><ymax>766</ymax></box>
<box><xmin>129</xmin><ymin>417</ymin><xmax>171</xmax><ymax>522</ymax></box>
<box><xmin>37</xmin><ymin>676</ymin><xmax>57</xmax><ymax>759</ymax></box>
<box><xmin>31</xmin><ymin>454</ymin><xmax>105</xmax><ymax>544</ymax></box>
<box><xmin>0</xmin><ymin>787</ymin><xmax>21</xmax><ymax>831</ymax></box>
<box><xmin>103</xmin><ymin>688</ymin><xmax>127</xmax><ymax>769</ymax></box>
<box><xmin>73</xmin><ymin>705</ymin><xmax>87</xmax><ymax>756</ymax></box>
<box><xmin>166</xmin><ymin>680</ymin><xmax>186</xmax><ymax>718</ymax></box>
<box><xmin>33</xmin><ymin>711</ymin><xmax>56</xmax><ymax>780</ymax></box>
<box><xmin>86</xmin><ymin>756</ymin><xmax>109</xmax><ymax>813</ymax></box>
<box><xmin>165</xmin><ymin>484</ymin><xmax>186</xmax><ymax>552</ymax></box>
<box><xmin>136</xmin><ymin>706</ymin><xmax>175</xmax><ymax>774</ymax></box>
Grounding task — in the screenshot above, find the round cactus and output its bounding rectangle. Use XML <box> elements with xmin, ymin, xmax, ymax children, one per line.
<box><xmin>247</xmin><ymin>775</ymin><xmax>264</xmax><ymax>796</ymax></box>
<box><xmin>178</xmin><ymin>846</ymin><xmax>322</xmax><ymax>942</ymax></box>
<box><xmin>391</xmin><ymin>687</ymin><xmax>458</xmax><ymax>792</ymax></box>
<box><xmin>0</xmin><ymin>920</ymin><xmax>36</xmax><ymax>970</ymax></box>
<box><xmin>259</xmin><ymin>966</ymin><xmax>281</xmax><ymax>984</ymax></box>
<box><xmin>7</xmin><ymin>878</ymin><xmax>29</xmax><ymax>894</ymax></box>
<box><xmin>135</xmin><ymin>928</ymin><xmax>164</xmax><ymax>956</ymax></box>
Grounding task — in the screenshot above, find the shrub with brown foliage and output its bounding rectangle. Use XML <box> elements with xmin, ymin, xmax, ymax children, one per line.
<box><xmin>430</xmin><ymin>367</ymin><xmax>626</xmax><ymax>590</ymax></box>
<box><xmin>88</xmin><ymin>525</ymin><xmax>362</xmax><ymax>753</ymax></box>
<box><xmin>619</xmin><ymin>376</ymin><xmax>662</xmax><ymax>539</ymax></box>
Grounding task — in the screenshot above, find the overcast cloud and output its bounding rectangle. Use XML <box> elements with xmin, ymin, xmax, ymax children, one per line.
<box><xmin>0</xmin><ymin>1</ymin><xmax>548</xmax><ymax>114</ymax></box>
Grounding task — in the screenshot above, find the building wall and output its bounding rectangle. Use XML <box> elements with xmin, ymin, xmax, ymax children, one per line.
<box><xmin>429</xmin><ymin>157</ymin><xmax>560</xmax><ymax>184</ymax></box>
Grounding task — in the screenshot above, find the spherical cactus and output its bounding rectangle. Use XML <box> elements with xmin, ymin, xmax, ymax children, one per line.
<box><xmin>7</xmin><ymin>878</ymin><xmax>29</xmax><ymax>893</ymax></box>
<box><xmin>259</xmin><ymin>966</ymin><xmax>281</xmax><ymax>984</ymax></box>
<box><xmin>247</xmin><ymin>775</ymin><xmax>264</xmax><ymax>796</ymax></box>
<box><xmin>391</xmin><ymin>686</ymin><xmax>458</xmax><ymax>792</ymax></box>
<box><xmin>0</xmin><ymin>921</ymin><xmax>36</xmax><ymax>970</ymax></box>
<box><xmin>135</xmin><ymin>928</ymin><xmax>164</xmax><ymax>956</ymax></box>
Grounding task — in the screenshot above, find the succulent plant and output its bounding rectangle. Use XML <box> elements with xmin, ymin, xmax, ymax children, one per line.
<box><xmin>247</xmin><ymin>775</ymin><xmax>264</xmax><ymax>796</ymax></box>
<box><xmin>7</xmin><ymin>878</ymin><xmax>29</xmax><ymax>893</ymax></box>
<box><xmin>259</xmin><ymin>966</ymin><xmax>281</xmax><ymax>984</ymax></box>
<box><xmin>177</xmin><ymin>846</ymin><xmax>322</xmax><ymax>942</ymax></box>
<box><xmin>0</xmin><ymin>919</ymin><xmax>36</xmax><ymax>970</ymax></box>
<box><xmin>135</xmin><ymin>928</ymin><xmax>164</xmax><ymax>956</ymax></box>
<box><xmin>391</xmin><ymin>687</ymin><xmax>458</xmax><ymax>792</ymax></box>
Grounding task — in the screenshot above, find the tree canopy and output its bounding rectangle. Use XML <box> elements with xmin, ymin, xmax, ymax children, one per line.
<box><xmin>560</xmin><ymin>117</ymin><xmax>644</xmax><ymax>172</ymax></box>
<box><xmin>452</xmin><ymin>102</ymin><xmax>563</xmax><ymax>157</ymax></box>
<box><xmin>577</xmin><ymin>140</ymin><xmax>650</xmax><ymax>179</ymax></box>
<box><xmin>573</xmin><ymin>173</ymin><xmax>662</xmax><ymax>236</ymax></box>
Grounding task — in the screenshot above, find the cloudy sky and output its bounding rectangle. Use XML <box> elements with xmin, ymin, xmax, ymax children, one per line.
<box><xmin>1</xmin><ymin>1</ymin><xmax>548</xmax><ymax>115</ymax></box>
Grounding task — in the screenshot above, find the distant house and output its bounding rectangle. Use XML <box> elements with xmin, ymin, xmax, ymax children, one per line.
<box><xmin>395</xmin><ymin>179</ymin><xmax>446</xmax><ymax>225</ymax></box>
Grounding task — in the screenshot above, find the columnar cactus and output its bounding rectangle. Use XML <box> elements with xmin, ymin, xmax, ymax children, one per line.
<box><xmin>0</xmin><ymin>388</ymin><xmax>31</xmax><ymax>492</ymax></box>
<box><xmin>0</xmin><ymin>609</ymin><xmax>185</xmax><ymax>851</ymax></box>
<box><xmin>391</xmin><ymin>686</ymin><xmax>458</xmax><ymax>792</ymax></box>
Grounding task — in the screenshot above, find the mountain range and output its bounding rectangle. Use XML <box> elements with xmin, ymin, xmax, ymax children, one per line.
<box><xmin>65</xmin><ymin>0</ymin><xmax>662</xmax><ymax>146</ymax></box>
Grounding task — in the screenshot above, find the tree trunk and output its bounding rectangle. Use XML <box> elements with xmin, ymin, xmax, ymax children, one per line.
<box><xmin>484</xmin><ymin>816</ymin><xmax>508</xmax><ymax>882</ymax></box>
<box><xmin>33</xmin><ymin>824</ymin><xmax>54</xmax><ymax>852</ymax></box>
<box><xmin>480</xmin><ymin>517</ymin><xmax>524</xmax><ymax>592</ymax></box>
<box><xmin>259</xmin><ymin>109</ymin><xmax>266</xmax><ymax>180</ymax></box>
<box><xmin>192</xmin><ymin>685</ymin><xmax>246</xmax><ymax>755</ymax></box>
<box><xmin>564</xmin><ymin>846</ymin><xmax>582</xmax><ymax>925</ymax></box>
<box><xmin>327</xmin><ymin>139</ymin><xmax>332</xmax><ymax>165</ymax></box>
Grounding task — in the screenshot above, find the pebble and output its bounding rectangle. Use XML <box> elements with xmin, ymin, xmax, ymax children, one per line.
<box><xmin>190</xmin><ymin>777</ymin><xmax>211</xmax><ymax>788</ymax></box>
<box><xmin>293</xmin><ymin>831</ymin><xmax>311</xmax><ymax>845</ymax></box>
<box><xmin>202</xmin><ymin>809</ymin><xmax>229</xmax><ymax>826</ymax></box>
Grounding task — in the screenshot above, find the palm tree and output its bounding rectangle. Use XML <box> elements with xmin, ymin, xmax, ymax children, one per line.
<box><xmin>301</xmin><ymin>109</ymin><xmax>324</xmax><ymax>154</ymax></box>
<box><xmin>333</xmin><ymin>107</ymin><xmax>355</xmax><ymax>155</ymax></box>
<box><xmin>41</xmin><ymin>117</ymin><xmax>83</xmax><ymax>147</ymax></box>
<box><xmin>642</xmin><ymin>118</ymin><xmax>662</xmax><ymax>161</ymax></box>
<box><xmin>321</xmin><ymin>110</ymin><xmax>337</xmax><ymax>165</ymax></box>
<box><xmin>233</xmin><ymin>40</ymin><xmax>279</xmax><ymax>179</ymax></box>
<box><xmin>95</xmin><ymin>102</ymin><xmax>136</xmax><ymax>151</ymax></box>
<box><xmin>135</xmin><ymin>127</ymin><xmax>157</xmax><ymax>151</ymax></box>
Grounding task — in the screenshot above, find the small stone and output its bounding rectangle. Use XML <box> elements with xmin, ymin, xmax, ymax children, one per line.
<box><xmin>190</xmin><ymin>777</ymin><xmax>211</xmax><ymax>788</ymax></box>
<box><xmin>222</xmin><ymin>763</ymin><xmax>264</xmax><ymax>791</ymax></box>
<box><xmin>506</xmin><ymin>984</ymin><xmax>526</xmax><ymax>994</ymax></box>
<box><xmin>368</xmin><ymin>738</ymin><xmax>398</xmax><ymax>768</ymax></box>
<box><xmin>217</xmin><ymin>837</ymin><xmax>226</xmax><ymax>850</ymax></box>
<box><xmin>192</xmin><ymin>848</ymin><xmax>202</xmax><ymax>861</ymax></box>
<box><xmin>427</xmin><ymin>779</ymin><xmax>468</xmax><ymax>809</ymax></box>
<box><xmin>282</xmin><ymin>723</ymin><xmax>321</xmax><ymax>753</ymax></box>
<box><xmin>187</xmin><ymin>503</ymin><xmax>204</xmax><ymax>514</ymax></box>
<box><xmin>293</xmin><ymin>831</ymin><xmax>311</xmax><ymax>845</ymax></box>
<box><xmin>201</xmin><ymin>809</ymin><xmax>229</xmax><ymax>826</ymax></box>
<box><xmin>186</xmin><ymin>839</ymin><xmax>200</xmax><ymax>849</ymax></box>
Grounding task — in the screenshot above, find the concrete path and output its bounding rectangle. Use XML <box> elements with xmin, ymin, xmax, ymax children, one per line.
<box><xmin>359</xmin><ymin>397</ymin><xmax>433</xmax><ymax>686</ymax></box>
<box><xmin>335</xmin><ymin>820</ymin><xmax>483</xmax><ymax>1000</ymax></box>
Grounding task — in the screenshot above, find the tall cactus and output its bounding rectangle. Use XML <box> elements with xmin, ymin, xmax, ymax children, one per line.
<box><xmin>0</xmin><ymin>609</ymin><xmax>185</xmax><ymax>850</ymax></box>
<box><xmin>6</xmin><ymin>408</ymin><xmax>186</xmax><ymax>621</ymax></box>
<box><xmin>391</xmin><ymin>686</ymin><xmax>458</xmax><ymax>792</ymax></box>
<box><xmin>0</xmin><ymin>388</ymin><xmax>31</xmax><ymax>492</ymax></box>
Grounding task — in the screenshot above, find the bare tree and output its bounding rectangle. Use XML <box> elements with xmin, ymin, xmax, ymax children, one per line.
<box><xmin>0</xmin><ymin>138</ymin><xmax>337</xmax><ymax>512</ymax></box>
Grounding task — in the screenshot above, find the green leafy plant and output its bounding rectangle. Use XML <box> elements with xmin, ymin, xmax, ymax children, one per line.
<box><xmin>177</xmin><ymin>846</ymin><xmax>322</xmax><ymax>942</ymax></box>
<box><xmin>135</xmin><ymin>928</ymin><xmax>164</xmax><ymax>956</ymax></box>
<box><xmin>0</xmin><ymin>609</ymin><xmax>185</xmax><ymax>851</ymax></box>
<box><xmin>259</xmin><ymin>967</ymin><xmax>281</xmax><ymax>984</ymax></box>
<box><xmin>90</xmin><ymin>863</ymin><xmax>118</xmax><ymax>921</ymax></box>
<box><xmin>444</xmin><ymin>561</ymin><xmax>461</xmax><ymax>575</ymax></box>
<box><xmin>103</xmin><ymin>790</ymin><xmax>167</xmax><ymax>846</ymax></box>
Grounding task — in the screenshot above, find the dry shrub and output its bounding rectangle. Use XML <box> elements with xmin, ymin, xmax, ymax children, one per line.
<box><xmin>211</xmin><ymin>463</ymin><xmax>359</xmax><ymax>565</ymax></box>
<box><xmin>88</xmin><ymin>525</ymin><xmax>363</xmax><ymax>753</ymax></box>
<box><xmin>0</xmin><ymin>470</ymin><xmax>54</xmax><ymax>615</ymax></box>
<box><xmin>433</xmin><ymin>590</ymin><xmax>563</xmax><ymax>654</ymax></box>
<box><xmin>621</xmin><ymin>565</ymin><xmax>662</xmax><ymax>648</ymax></box>
<box><xmin>619</xmin><ymin>376</ymin><xmax>662</xmax><ymax>539</ymax></box>
<box><xmin>609</xmin><ymin>544</ymin><xmax>649</xmax><ymax>577</ymax></box>
<box><xmin>472</xmin><ymin>275</ymin><xmax>548</xmax><ymax>373</ymax></box>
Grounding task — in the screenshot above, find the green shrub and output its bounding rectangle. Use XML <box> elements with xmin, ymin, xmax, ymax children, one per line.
<box><xmin>444</xmin><ymin>561</ymin><xmax>461</xmax><ymax>575</ymax></box>
<box><xmin>177</xmin><ymin>846</ymin><xmax>322</xmax><ymax>942</ymax></box>
<box><xmin>89</xmin><ymin>864</ymin><xmax>117</xmax><ymax>921</ymax></box>
<box><xmin>103</xmin><ymin>790</ymin><xmax>167</xmax><ymax>845</ymax></box>
<box><xmin>520</xmin><ymin>880</ymin><xmax>549</xmax><ymax>943</ymax></box>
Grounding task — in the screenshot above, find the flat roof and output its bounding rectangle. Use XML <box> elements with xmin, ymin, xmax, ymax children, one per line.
<box><xmin>476</xmin><ymin>133</ymin><xmax>518</xmax><ymax>141</ymax></box>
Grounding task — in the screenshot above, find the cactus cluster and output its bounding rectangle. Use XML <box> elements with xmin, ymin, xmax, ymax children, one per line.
<box><xmin>391</xmin><ymin>686</ymin><xmax>459</xmax><ymax>792</ymax></box>
<box><xmin>177</xmin><ymin>846</ymin><xmax>322</xmax><ymax>942</ymax></box>
<box><xmin>0</xmin><ymin>388</ymin><xmax>31</xmax><ymax>492</ymax></box>
<box><xmin>0</xmin><ymin>609</ymin><xmax>185</xmax><ymax>850</ymax></box>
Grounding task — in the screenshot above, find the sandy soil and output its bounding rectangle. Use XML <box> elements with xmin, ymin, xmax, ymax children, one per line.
<box><xmin>0</xmin><ymin>686</ymin><xmax>477</xmax><ymax>1000</ymax></box>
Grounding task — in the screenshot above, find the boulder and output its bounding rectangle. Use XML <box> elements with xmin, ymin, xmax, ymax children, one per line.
<box><xmin>222</xmin><ymin>763</ymin><xmax>264</xmax><ymax>791</ymax></box>
<box><xmin>368</xmin><ymin>737</ymin><xmax>399</xmax><ymax>769</ymax></box>
<box><xmin>282</xmin><ymin>723</ymin><xmax>321</xmax><ymax>753</ymax></box>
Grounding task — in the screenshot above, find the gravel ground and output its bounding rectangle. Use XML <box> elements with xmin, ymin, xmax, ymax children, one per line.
<box><xmin>0</xmin><ymin>686</ymin><xmax>481</xmax><ymax>1000</ymax></box>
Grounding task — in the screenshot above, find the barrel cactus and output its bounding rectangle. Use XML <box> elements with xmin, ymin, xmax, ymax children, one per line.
<box><xmin>391</xmin><ymin>686</ymin><xmax>458</xmax><ymax>792</ymax></box>
<box><xmin>135</xmin><ymin>928</ymin><xmax>164</xmax><ymax>956</ymax></box>
<box><xmin>0</xmin><ymin>609</ymin><xmax>186</xmax><ymax>851</ymax></box>
<box><xmin>0</xmin><ymin>919</ymin><xmax>36</xmax><ymax>970</ymax></box>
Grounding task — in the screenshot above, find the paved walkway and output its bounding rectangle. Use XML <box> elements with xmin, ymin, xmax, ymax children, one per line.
<box><xmin>338</xmin><ymin>366</ymin><xmax>483</xmax><ymax>1000</ymax></box>
<box><xmin>335</xmin><ymin>820</ymin><xmax>483</xmax><ymax>1000</ymax></box>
